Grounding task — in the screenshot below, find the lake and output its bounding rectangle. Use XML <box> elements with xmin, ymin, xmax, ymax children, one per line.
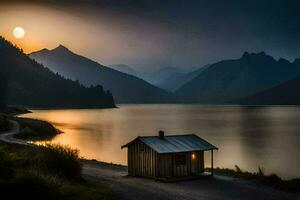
<box><xmin>21</xmin><ymin>104</ymin><xmax>300</xmax><ymax>179</ymax></box>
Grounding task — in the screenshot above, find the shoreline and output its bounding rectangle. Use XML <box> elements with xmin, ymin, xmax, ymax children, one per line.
<box><xmin>1</xmin><ymin>108</ymin><xmax>300</xmax><ymax>193</ymax></box>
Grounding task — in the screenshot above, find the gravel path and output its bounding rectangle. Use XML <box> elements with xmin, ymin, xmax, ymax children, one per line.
<box><xmin>0</xmin><ymin>120</ymin><xmax>27</xmax><ymax>145</ymax></box>
<box><xmin>82</xmin><ymin>160</ymin><xmax>300</xmax><ymax>200</ymax></box>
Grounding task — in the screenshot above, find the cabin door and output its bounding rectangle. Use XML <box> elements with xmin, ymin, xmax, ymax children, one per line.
<box><xmin>191</xmin><ymin>152</ymin><xmax>199</xmax><ymax>175</ymax></box>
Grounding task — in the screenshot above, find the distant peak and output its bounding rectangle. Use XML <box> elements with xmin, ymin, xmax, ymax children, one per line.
<box><xmin>278</xmin><ymin>58</ymin><xmax>290</xmax><ymax>64</ymax></box>
<box><xmin>242</xmin><ymin>51</ymin><xmax>266</xmax><ymax>58</ymax></box>
<box><xmin>52</xmin><ymin>44</ymin><xmax>69</xmax><ymax>52</ymax></box>
<box><xmin>258</xmin><ymin>51</ymin><xmax>266</xmax><ymax>56</ymax></box>
<box><xmin>40</xmin><ymin>48</ymin><xmax>49</xmax><ymax>51</ymax></box>
<box><xmin>294</xmin><ymin>58</ymin><xmax>300</xmax><ymax>65</ymax></box>
<box><xmin>29</xmin><ymin>48</ymin><xmax>49</xmax><ymax>55</ymax></box>
<box><xmin>241</xmin><ymin>51</ymin><xmax>275</xmax><ymax>62</ymax></box>
<box><xmin>242</xmin><ymin>52</ymin><xmax>250</xmax><ymax>57</ymax></box>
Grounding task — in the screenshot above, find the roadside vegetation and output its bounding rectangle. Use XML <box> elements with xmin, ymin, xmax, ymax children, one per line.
<box><xmin>0</xmin><ymin>141</ymin><xmax>115</xmax><ymax>200</ymax></box>
<box><xmin>206</xmin><ymin>165</ymin><xmax>300</xmax><ymax>193</ymax></box>
<box><xmin>13</xmin><ymin>117</ymin><xmax>60</xmax><ymax>140</ymax></box>
<box><xmin>0</xmin><ymin>114</ymin><xmax>9</xmax><ymax>132</ymax></box>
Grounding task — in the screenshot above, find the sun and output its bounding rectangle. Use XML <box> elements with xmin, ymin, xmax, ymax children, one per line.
<box><xmin>13</xmin><ymin>27</ymin><xmax>25</xmax><ymax>39</ymax></box>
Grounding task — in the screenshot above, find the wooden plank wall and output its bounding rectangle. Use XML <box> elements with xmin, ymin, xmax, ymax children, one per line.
<box><xmin>128</xmin><ymin>140</ymin><xmax>157</xmax><ymax>178</ymax></box>
<box><xmin>128</xmin><ymin>140</ymin><xmax>205</xmax><ymax>178</ymax></box>
<box><xmin>157</xmin><ymin>154</ymin><xmax>173</xmax><ymax>178</ymax></box>
<box><xmin>173</xmin><ymin>152</ymin><xmax>190</xmax><ymax>177</ymax></box>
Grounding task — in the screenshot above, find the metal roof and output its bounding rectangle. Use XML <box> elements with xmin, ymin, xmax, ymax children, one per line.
<box><xmin>122</xmin><ymin>134</ymin><xmax>218</xmax><ymax>153</ymax></box>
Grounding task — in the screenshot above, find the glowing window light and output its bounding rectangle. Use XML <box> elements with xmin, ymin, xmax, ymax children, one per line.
<box><xmin>192</xmin><ymin>153</ymin><xmax>196</xmax><ymax>160</ymax></box>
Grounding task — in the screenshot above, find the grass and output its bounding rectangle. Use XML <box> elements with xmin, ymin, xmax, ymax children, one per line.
<box><xmin>0</xmin><ymin>114</ymin><xmax>9</xmax><ymax>132</ymax></box>
<box><xmin>32</xmin><ymin>144</ymin><xmax>82</xmax><ymax>179</ymax></box>
<box><xmin>13</xmin><ymin>117</ymin><xmax>60</xmax><ymax>140</ymax></box>
<box><xmin>0</xmin><ymin>141</ymin><xmax>115</xmax><ymax>200</ymax></box>
<box><xmin>206</xmin><ymin>165</ymin><xmax>300</xmax><ymax>193</ymax></box>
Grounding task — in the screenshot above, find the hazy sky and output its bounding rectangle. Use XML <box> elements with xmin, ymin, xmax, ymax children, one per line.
<box><xmin>1</xmin><ymin>0</ymin><xmax>300</xmax><ymax>71</ymax></box>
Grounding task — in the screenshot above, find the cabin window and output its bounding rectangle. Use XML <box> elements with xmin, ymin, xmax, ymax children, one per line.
<box><xmin>175</xmin><ymin>154</ymin><xmax>186</xmax><ymax>165</ymax></box>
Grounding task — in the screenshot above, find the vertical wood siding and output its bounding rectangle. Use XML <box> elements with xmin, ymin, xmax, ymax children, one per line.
<box><xmin>128</xmin><ymin>140</ymin><xmax>157</xmax><ymax>178</ymax></box>
<box><xmin>127</xmin><ymin>139</ymin><xmax>205</xmax><ymax>179</ymax></box>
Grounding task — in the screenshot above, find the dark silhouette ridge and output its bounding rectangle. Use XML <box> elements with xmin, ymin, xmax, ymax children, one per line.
<box><xmin>0</xmin><ymin>68</ymin><xmax>8</xmax><ymax>109</ymax></box>
<box><xmin>176</xmin><ymin>52</ymin><xmax>300</xmax><ymax>103</ymax></box>
<box><xmin>30</xmin><ymin>46</ymin><xmax>174</xmax><ymax>103</ymax></box>
<box><xmin>108</xmin><ymin>64</ymin><xmax>140</xmax><ymax>77</ymax></box>
<box><xmin>294</xmin><ymin>58</ymin><xmax>300</xmax><ymax>65</ymax></box>
<box><xmin>0</xmin><ymin>36</ymin><xmax>115</xmax><ymax>108</ymax></box>
<box><xmin>240</xmin><ymin>78</ymin><xmax>300</xmax><ymax>105</ymax></box>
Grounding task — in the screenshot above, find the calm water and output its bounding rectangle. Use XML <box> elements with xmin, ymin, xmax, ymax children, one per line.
<box><xmin>21</xmin><ymin>105</ymin><xmax>300</xmax><ymax>179</ymax></box>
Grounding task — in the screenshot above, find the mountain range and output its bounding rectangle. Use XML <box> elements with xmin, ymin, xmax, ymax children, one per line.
<box><xmin>156</xmin><ymin>65</ymin><xmax>211</xmax><ymax>92</ymax></box>
<box><xmin>20</xmin><ymin>41</ymin><xmax>300</xmax><ymax>106</ymax></box>
<box><xmin>108</xmin><ymin>64</ymin><xmax>140</xmax><ymax>77</ymax></box>
<box><xmin>175</xmin><ymin>52</ymin><xmax>300</xmax><ymax>103</ymax></box>
<box><xmin>30</xmin><ymin>46</ymin><xmax>173</xmax><ymax>103</ymax></box>
<box><xmin>0</xmin><ymin>37</ymin><xmax>115</xmax><ymax>108</ymax></box>
<box><xmin>240</xmin><ymin>77</ymin><xmax>300</xmax><ymax>105</ymax></box>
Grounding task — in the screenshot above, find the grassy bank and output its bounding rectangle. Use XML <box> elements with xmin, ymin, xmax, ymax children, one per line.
<box><xmin>0</xmin><ymin>141</ymin><xmax>115</xmax><ymax>200</ymax></box>
<box><xmin>13</xmin><ymin>117</ymin><xmax>60</xmax><ymax>140</ymax></box>
<box><xmin>206</xmin><ymin>165</ymin><xmax>300</xmax><ymax>193</ymax></box>
<box><xmin>0</xmin><ymin>114</ymin><xmax>9</xmax><ymax>132</ymax></box>
<box><xmin>0</xmin><ymin>106</ymin><xmax>59</xmax><ymax>140</ymax></box>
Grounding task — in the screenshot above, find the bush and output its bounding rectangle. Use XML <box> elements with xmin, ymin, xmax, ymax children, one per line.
<box><xmin>206</xmin><ymin>165</ymin><xmax>300</xmax><ymax>192</ymax></box>
<box><xmin>32</xmin><ymin>144</ymin><xmax>82</xmax><ymax>179</ymax></box>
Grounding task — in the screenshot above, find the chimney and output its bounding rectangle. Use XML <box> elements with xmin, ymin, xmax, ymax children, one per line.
<box><xmin>159</xmin><ymin>130</ymin><xmax>165</xmax><ymax>139</ymax></box>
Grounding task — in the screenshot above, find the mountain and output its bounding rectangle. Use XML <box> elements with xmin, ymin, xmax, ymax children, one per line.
<box><xmin>30</xmin><ymin>46</ymin><xmax>172</xmax><ymax>103</ymax></box>
<box><xmin>137</xmin><ymin>67</ymin><xmax>187</xmax><ymax>85</ymax></box>
<box><xmin>239</xmin><ymin>78</ymin><xmax>300</xmax><ymax>105</ymax></box>
<box><xmin>108</xmin><ymin>64</ymin><xmax>140</xmax><ymax>77</ymax></box>
<box><xmin>156</xmin><ymin>65</ymin><xmax>211</xmax><ymax>92</ymax></box>
<box><xmin>0</xmin><ymin>37</ymin><xmax>115</xmax><ymax>108</ymax></box>
<box><xmin>176</xmin><ymin>52</ymin><xmax>300</xmax><ymax>103</ymax></box>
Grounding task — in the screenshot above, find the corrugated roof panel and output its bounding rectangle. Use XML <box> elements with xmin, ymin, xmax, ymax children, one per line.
<box><xmin>139</xmin><ymin>134</ymin><xmax>217</xmax><ymax>153</ymax></box>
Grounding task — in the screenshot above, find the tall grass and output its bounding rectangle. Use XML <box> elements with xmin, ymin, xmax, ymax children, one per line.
<box><xmin>206</xmin><ymin>165</ymin><xmax>300</xmax><ymax>192</ymax></box>
<box><xmin>6</xmin><ymin>170</ymin><xmax>62</xmax><ymax>200</ymax></box>
<box><xmin>0</xmin><ymin>141</ymin><xmax>115</xmax><ymax>200</ymax></box>
<box><xmin>32</xmin><ymin>144</ymin><xmax>82</xmax><ymax>179</ymax></box>
<box><xmin>0</xmin><ymin>114</ymin><xmax>9</xmax><ymax>132</ymax></box>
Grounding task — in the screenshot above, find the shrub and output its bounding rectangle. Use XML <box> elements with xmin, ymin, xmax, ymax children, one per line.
<box><xmin>235</xmin><ymin>165</ymin><xmax>242</xmax><ymax>173</ymax></box>
<box><xmin>32</xmin><ymin>144</ymin><xmax>82</xmax><ymax>179</ymax></box>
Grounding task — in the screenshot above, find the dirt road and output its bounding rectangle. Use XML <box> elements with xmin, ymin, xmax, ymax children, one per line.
<box><xmin>82</xmin><ymin>160</ymin><xmax>299</xmax><ymax>200</ymax></box>
<box><xmin>0</xmin><ymin>120</ymin><xmax>27</xmax><ymax>145</ymax></box>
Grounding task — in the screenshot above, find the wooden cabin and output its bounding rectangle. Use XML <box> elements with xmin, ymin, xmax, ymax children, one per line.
<box><xmin>121</xmin><ymin>131</ymin><xmax>218</xmax><ymax>180</ymax></box>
